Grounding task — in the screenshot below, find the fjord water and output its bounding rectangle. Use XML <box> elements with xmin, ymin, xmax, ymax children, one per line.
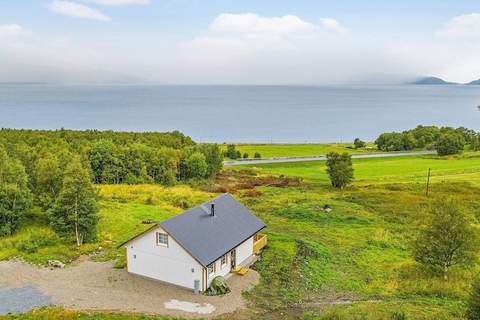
<box><xmin>1</xmin><ymin>84</ymin><xmax>479</xmax><ymax>143</ymax></box>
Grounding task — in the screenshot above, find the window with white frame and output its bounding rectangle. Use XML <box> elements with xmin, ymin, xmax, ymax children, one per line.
<box><xmin>156</xmin><ymin>232</ymin><xmax>168</xmax><ymax>247</ymax></box>
<box><xmin>208</xmin><ymin>263</ymin><xmax>215</xmax><ymax>277</ymax></box>
<box><xmin>221</xmin><ymin>254</ymin><xmax>227</xmax><ymax>267</ymax></box>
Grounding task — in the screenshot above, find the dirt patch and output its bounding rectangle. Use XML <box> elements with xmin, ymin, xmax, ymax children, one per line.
<box><xmin>0</xmin><ymin>258</ymin><xmax>259</xmax><ymax>318</ymax></box>
<box><xmin>203</xmin><ymin>168</ymin><xmax>302</xmax><ymax>194</ymax></box>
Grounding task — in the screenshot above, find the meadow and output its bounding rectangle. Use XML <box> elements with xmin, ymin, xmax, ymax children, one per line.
<box><xmin>2</xmin><ymin>153</ymin><xmax>480</xmax><ymax>319</ymax></box>
<box><xmin>221</xmin><ymin>143</ymin><xmax>376</xmax><ymax>158</ymax></box>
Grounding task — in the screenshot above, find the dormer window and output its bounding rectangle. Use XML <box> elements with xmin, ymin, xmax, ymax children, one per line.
<box><xmin>156</xmin><ymin>232</ymin><xmax>169</xmax><ymax>247</ymax></box>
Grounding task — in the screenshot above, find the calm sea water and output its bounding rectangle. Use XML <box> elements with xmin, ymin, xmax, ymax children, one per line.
<box><xmin>1</xmin><ymin>84</ymin><xmax>479</xmax><ymax>143</ymax></box>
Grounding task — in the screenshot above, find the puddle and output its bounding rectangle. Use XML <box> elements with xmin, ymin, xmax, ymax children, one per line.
<box><xmin>164</xmin><ymin>299</ymin><xmax>215</xmax><ymax>314</ymax></box>
<box><xmin>0</xmin><ymin>285</ymin><xmax>52</xmax><ymax>315</ymax></box>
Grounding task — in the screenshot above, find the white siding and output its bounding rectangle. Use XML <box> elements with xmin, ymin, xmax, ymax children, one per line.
<box><xmin>206</xmin><ymin>253</ymin><xmax>231</xmax><ymax>288</ymax></box>
<box><xmin>236</xmin><ymin>236</ymin><xmax>254</xmax><ymax>266</ymax></box>
<box><xmin>126</xmin><ymin>226</ymin><xmax>203</xmax><ymax>291</ymax></box>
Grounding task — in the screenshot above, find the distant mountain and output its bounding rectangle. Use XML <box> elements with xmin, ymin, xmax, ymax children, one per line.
<box><xmin>411</xmin><ymin>77</ymin><xmax>457</xmax><ymax>85</ymax></box>
<box><xmin>466</xmin><ymin>79</ymin><xmax>480</xmax><ymax>85</ymax></box>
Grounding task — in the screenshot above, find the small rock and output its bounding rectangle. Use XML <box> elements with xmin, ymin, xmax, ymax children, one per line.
<box><xmin>47</xmin><ymin>260</ymin><xmax>65</xmax><ymax>269</ymax></box>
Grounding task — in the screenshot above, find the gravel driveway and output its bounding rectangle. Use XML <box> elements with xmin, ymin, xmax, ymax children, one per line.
<box><xmin>0</xmin><ymin>258</ymin><xmax>259</xmax><ymax>318</ymax></box>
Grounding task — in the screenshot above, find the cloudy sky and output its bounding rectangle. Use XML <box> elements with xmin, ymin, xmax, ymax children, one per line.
<box><xmin>1</xmin><ymin>0</ymin><xmax>480</xmax><ymax>84</ymax></box>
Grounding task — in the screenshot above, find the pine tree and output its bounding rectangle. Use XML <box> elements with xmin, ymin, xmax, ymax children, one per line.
<box><xmin>50</xmin><ymin>157</ymin><xmax>98</xmax><ymax>246</ymax></box>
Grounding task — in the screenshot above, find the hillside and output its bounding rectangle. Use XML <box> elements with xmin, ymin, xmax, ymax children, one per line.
<box><xmin>411</xmin><ymin>77</ymin><xmax>457</xmax><ymax>85</ymax></box>
<box><xmin>466</xmin><ymin>79</ymin><xmax>480</xmax><ymax>85</ymax></box>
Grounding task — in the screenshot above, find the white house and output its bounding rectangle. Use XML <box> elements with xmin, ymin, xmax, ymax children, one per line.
<box><xmin>120</xmin><ymin>193</ymin><xmax>267</xmax><ymax>292</ymax></box>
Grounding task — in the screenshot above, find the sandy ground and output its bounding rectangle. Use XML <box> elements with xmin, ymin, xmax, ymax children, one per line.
<box><xmin>0</xmin><ymin>258</ymin><xmax>259</xmax><ymax>318</ymax></box>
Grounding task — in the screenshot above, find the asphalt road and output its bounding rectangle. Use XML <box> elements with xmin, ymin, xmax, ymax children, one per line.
<box><xmin>223</xmin><ymin>151</ymin><xmax>436</xmax><ymax>166</ymax></box>
<box><xmin>0</xmin><ymin>285</ymin><xmax>51</xmax><ymax>315</ymax></box>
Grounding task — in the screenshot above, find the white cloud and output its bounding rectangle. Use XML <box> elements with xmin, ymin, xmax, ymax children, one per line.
<box><xmin>437</xmin><ymin>13</ymin><xmax>480</xmax><ymax>38</ymax></box>
<box><xmin>0</xmin><ymin>24</ymin><xmax>31</xmax><ymax>39</ymax></box>
<box><xmin>48</xmin><ymin>1</ymin><xmax>111</xmax><ymax>21</ymax></box>
<box><xmin>319</xmin><ymin>18</ymin><xmax>349</xmax><ymax>34</ymax></box>
<box><xmin>2</xmin><ymin>13</ymin><xmax>480</xmax><ymax>84</ymax></box>
<box><xmin>85</xmin><ymin>0</ymin><xmax>150</xmax><ymax>5</ymax></box>
<box><xmin>209</xmin><ymin>13</ymin><xmax>317</xmax><ymax>35</ymax></box>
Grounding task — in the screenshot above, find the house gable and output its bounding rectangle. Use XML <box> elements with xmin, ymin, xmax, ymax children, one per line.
<box><xmin>125</xmin><ymin>226</ymin><xmax>205</xmax><ymax>290</ymax></box>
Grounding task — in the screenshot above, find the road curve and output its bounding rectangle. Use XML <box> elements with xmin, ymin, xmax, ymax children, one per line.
<box><xmin>223</xmin><ymin>150</ymin><xmax>436</xmax><ymax>166</ymax></box>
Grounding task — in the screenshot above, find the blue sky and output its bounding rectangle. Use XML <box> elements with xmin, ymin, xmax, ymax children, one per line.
<box><xmin>1</xmin><ymin>0</ymin><xmax>479</xmax><ymax>84</ymax></box>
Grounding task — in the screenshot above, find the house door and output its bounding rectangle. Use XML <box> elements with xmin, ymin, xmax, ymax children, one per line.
<box><xmin>230</xmin><ymin>249</ymin><xmax>236</xmax><ymax>268</ymax></box>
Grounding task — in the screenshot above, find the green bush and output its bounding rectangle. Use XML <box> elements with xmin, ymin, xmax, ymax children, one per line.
<box><xmin>17</xmin><ymin>234</ymin><xmax>57</xmax><ymax>253</ymax></box>
<box><xmin>391</xmin><ymin>311</ymin><xmax>407</xmax><ymax>320</ymax></box>
<box><xmin>467</xmin><ymin>277</ymin><xmax>480</xmax><ymax>320</ymax></box>
<box><xmin>437</xmin><ymin>133</ymin><xmax>465</xmax><ymax>156</ymax></box>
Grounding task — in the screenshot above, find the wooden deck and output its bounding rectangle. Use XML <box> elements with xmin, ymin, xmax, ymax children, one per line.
<box><xmin>253</xmin><ymin>233</ymin><xmax>267</xmax><ymax>254</ymax></box>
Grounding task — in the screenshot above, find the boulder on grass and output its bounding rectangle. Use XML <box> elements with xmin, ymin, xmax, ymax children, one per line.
<box><xmin>205</xmin><ymin>276</ymin><xmax>230</xmax><ymax>296</ymax></box>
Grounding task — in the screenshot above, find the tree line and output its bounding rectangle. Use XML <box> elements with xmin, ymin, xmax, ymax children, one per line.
<box><xmin>374</xmin><ymin>125</ymin><xmax>479</xmax><ymax>155</ymax></box>
<box><xmin>0</xmin><ymin>129</ymin><xmax>223</xmax><ymax>240</ymax></box>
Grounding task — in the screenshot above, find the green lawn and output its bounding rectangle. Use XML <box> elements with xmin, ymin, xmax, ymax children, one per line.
<box><xmin>3</xmin><ymin>154</ymin><xmax>480</xmax><ymax>319</ymax></box>
<box><xmin>243</xmin><ymin>153</ymin><xmax>480</xmax><ymax>185</ymax></box>
<box><xmin>221</xmin><ymin>143</ymin><xmax>376</xmax><ymax>158</ymax></box>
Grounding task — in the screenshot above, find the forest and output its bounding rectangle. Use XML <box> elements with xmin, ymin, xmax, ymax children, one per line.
<box><xmin>0</xmin><ymin>129</ymin><xmax>223</xmax><ymax>238</ymax></box>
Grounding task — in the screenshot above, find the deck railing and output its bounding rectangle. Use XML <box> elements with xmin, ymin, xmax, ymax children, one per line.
<box><xmin>253</xmin><ymin>233</ymin><xmax>267</xmax><ymax>254</ymax></box>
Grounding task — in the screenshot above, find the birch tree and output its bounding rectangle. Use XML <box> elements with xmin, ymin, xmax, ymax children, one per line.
<box><xmin>413</xmin><ymin>198</ymin><xmax>477</xmax><ymax>280</ymax></box>
<box><xmin>50</xmin><ymin>157</ymin><xmax>98</xmax><ymax>246</ymax></box>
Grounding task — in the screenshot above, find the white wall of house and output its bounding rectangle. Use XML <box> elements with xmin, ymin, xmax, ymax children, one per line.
<box><xmin>236</xmin><ymin>236</ymin><xmax>254</xmax><ymax>266</ymax></box>
<box><xmin>205</xmin><ymin>235</ymin><xmax>254</xmax><ymax>287</ymax></box>
<box><xmin>125</xmin><ymin>226</ymin><xmax>203</xmax><ymax>291</ymax></box>
<box><xmin>206</xmin><ymin>253</ymin><xmax>231</xmax><ymax>287</ymax></box>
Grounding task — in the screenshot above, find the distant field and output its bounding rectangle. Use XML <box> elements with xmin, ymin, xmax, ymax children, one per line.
<box><xmin>242</xmin><ymin>152</ymin><xmax>480</xmax><ymax>185</ymax></box>
<box><xmin>221</xmin><ymin>143</ymin><xmax>376</xmax><ymax>158</ymax></box>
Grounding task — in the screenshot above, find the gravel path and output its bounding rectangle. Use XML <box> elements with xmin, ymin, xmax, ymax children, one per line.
<box><xmin>0</xmin><ymin>258</ymin><xmax>259</xmax><ymax>318</ymax></box>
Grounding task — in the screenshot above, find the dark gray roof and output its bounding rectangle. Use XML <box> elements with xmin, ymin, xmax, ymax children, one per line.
<box><xmin>160</xmin><ymin>193</ymin><xmax>266</xmax><ymax>267</ymax></box>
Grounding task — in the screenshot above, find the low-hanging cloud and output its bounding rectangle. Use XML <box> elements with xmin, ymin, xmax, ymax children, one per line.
<box><xmin>2</xmin><ymin>12</ymin><xmax>480</xmax><ymax>84</ymax></box>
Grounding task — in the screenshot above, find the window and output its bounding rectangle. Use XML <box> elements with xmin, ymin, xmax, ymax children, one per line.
<box><xmin>208</xmin><ymin>263</ymin><xmax>216</xmax><ymax>277</ymax></box>
<box><xmin>221</xmin><ymin>255</ymin><xmax>227</xmax><ymax>267</ymax></box>
<box><xmin>156</xmin><ymin>232</ymin><xmax>168</xmax><ymax>247</ymax></box>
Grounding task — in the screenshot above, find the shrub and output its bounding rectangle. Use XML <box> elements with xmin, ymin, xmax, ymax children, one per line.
<box><xmin>17</xmin><ymin>233</ymin><xmax>57</xmax><ymax>253</ymax></box>
<box><xmin>243</xmin><ymin>153</ymin><xmax>249</xmax><ymax>159</ymax></box>
<box><xmin>354</xmin><ymin>138</ymin><xmax>366</xmax><ymax>149</ymax></box>
<box><xmin>391</xmin><ymin>311</ymin><xmax>407</xmax><ymax>320</ymax></box>
<box><xmin>436</xmin><ymin>133</ymin><xmax>465</xmax><ymax>156</ymax></box>
<box><xmin>254</xmin><ymin>152</ymin><xmax>261</xmax><ymax>159</ymax></box>
<box><xmin>224</xmin><ymin>144</ymin><xmax>238</xmax><ymax>159</ymax></box>
<box><xmin>466</xmin><ymin>277</ymin><xmax>480</xmax><ymax>320</ymax></box>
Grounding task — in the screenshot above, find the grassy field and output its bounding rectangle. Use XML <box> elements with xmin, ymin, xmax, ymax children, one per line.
<box><xmin>3</xmin><ymin>153</ymin><xmax>480</xmax><ymax>319</ymax></box>
<box><xmin>221</xmin><ymin>143</ymin><xmax>376</xmax><ymax>158</ymax></box>
<box><xmin>244</xmin><ymin>152</ymin><xmax>480</xmax><ymax>185</ymax></box>
<box><xmin>0</xmin><ymin>185</ymin><xmax>214</xmax><ymax>265</ymax></box>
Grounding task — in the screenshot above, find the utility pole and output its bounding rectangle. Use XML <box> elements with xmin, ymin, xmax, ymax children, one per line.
<box><xmin>425</xmin><ymin>168</ymin><xmax>431</xmax><ymax>197</ymax></box>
